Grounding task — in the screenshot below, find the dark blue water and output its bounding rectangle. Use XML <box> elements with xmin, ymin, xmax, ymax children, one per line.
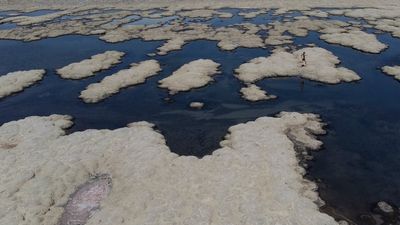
<box><xmin>0</xmin><ymin>10</ymin><xmax>400</xmax><ymax>225</ymax></box>
<box><xmin>0</xmin><ymin>23</ymin><xmax>16</xmax><ymax>30</ymax></box>
<box><xmin>0</xmin><ymin>10</ymin><xmax>20</xmax><ymax>17</ymax></box>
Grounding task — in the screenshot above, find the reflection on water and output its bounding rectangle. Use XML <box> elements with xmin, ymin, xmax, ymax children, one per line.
<box><xmin>0</xmin><ymin>9</ymin><xmax>400</xmax><ymax>225</ymax></box>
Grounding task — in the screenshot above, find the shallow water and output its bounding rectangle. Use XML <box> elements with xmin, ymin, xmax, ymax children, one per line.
<box><xmin>0</xmin><ymin>23</ymin><xmax>16</xmax><ymax>30</ymax></box>
<box><xmin>0</xmin><ymin>9</ymin><xmax>400</xmax><ymax>225</ymax></box>
<box><xmin>21</xmin><ymin>9</ymin><xmax>60</xmax><ymax>17</ymax></box>
<box><xmin>0</xmin><ymin>10</ymin><xmax>20</xmax><ymax>17</ymax></box>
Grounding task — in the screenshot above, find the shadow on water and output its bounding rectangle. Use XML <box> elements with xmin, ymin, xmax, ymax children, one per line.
<box><xmin>0</xmin><ymin>14</ymin><xmax>400</xmax><ymax>225</ymax></box>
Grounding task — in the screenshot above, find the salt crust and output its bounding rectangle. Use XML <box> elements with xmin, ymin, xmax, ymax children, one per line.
<box><xmin>158</xmin><ymin>59</ymin><xmax>220</xmax><ymax>94</ymax></box>
<box><xmin>382</xmin><ymin>65</ymin><xmax>400</xmax><ymax>81</ymax></box>
<box><xmin>80</xmin><ymin>59</ymin><xmax>161</xmax><ymax>103</ymax></box>
<box><xmin>235</xmin><ymin>47</ymin><xmax>360</xmax><ymax>84</ymax></box>
<box><xmin>189</xmin><ymin>101</ymin><xmax>204</xmax><ymax>109</ymax></box>
<box><xmin>320</xmin><ymin>30</ymin><xmax>387</xmax><ymax>53</ymax></box>
<box><xmin>238</xmin><ymin>10</ymin><xmax>266</xmax><ymax>19</ymax></box>
<box><xmin>56</xmin><ymin>51</ymin><xmax>125</xmax><ymax>79</ymax></box>
<box><xmin>0</xmin><ymin>6</ymin><xmax>392</xmax><ymax>55</ymax></box>
<box><xmin>0</xmin><ymin>112</ymin><xmax>338</xmax><ymax>225</ymax></box>
<box><xmin>0</xmin><ymin>69</ymin><xmax>45</xmax><ymax>99</ymax></box>
<box><xmin>240</xmin><ymin>84</ymin><xmax>277</xmax><ymax>101</ymax></box>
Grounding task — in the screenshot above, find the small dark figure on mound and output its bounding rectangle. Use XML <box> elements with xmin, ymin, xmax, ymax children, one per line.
<box><xmin>301</xmin><ymin>52</ymin><xmax>306</xmax><ymax>67</ymax></box>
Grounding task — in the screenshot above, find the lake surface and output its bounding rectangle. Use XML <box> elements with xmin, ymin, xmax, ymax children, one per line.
<box><xmin>0</xmin><ymin>9</ymin><xmax>400</xmax><ymax>225</ymax></box>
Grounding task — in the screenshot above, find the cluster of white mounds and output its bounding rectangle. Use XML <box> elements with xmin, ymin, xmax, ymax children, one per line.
<box><xmin>235</xmin><ymin>47</ymin><xmax>361</xmax><ymax>84</ymax></box>
<box><xmin>382</xmin><ymin>65</ymin><xmax>400</xmax><ymax>81</ymax></box>
<box><xmin>0</xmin><ymin>8</ymin><xmax>135</xmax><ymax>41</ymax></box>
<box><xmin>264</xmin><ymin>18</ymin><xmax>349</xmax><ymax>46</ymax></box>
<box><xmin>178</xmin><ymin>9</ymin><xmax>232</xmax><ymax>18</ymax></box>
<box><xmin>100</xmin><ymin>22</ymin><xmax>264</xmax><ymax>52</ymax></box>
<box><xmin>320</xmin><ymin>30</ymin><xmax>387</xmax><ymax>53</ymax></box>
<box><xmin>56</xmin><ymin>51</ymin><xmax>125</xmax><ymax>79</ymax></box>
<box><xmin>329</xmin><ymin>8</ymin><xmax>400</xmax><ymax>21</ymax></box>
<box><xmin>159</xmin><ymin>59</ymin><xmax>220</xmax><ymax>94</ymax></box>
<box><xmin>0</xmin><ymin>10</ymin><xmax>67</xmax><ymax>25</ymax></box>
<box><xmin>0</xmin><ymin>112</ymin><xmax>339</xmax><ymax>225</ymax></box>
<box><xmin>0</xmin><ymin>69</ymin><xmax>45</xmax><ymax>99</ymax></box>
<box><xmin>240</xmin><ymin>84</ymin><xmax>277</xmax><ymax>101</ymax></box>
<box><xmin>80</xmin><ymin>60</ymin><xmax>161</xmax><ymax>103</ymax></box>
<box><xmin>369</xmin><ymin>18</ymin><xmax>400</xmax><ymax>38</ymax></box>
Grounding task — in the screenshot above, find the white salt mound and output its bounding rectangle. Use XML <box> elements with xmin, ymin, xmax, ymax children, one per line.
<box><xmin>0</xmin><ymin>112</ymin><xmax>338</xmax><ymax>225</ymax></box>
<box><xmin>382</xmin><ymin>65</ymin><xmax>400</xmax><ymax>81</ymax></box>
<box><xmin>157</xmin><ymin>38</ymin><xmax>186</xmax><ymax>55</ymax></box>
<box><xmin>80</xmin><ymin>59</ymin><xmax>161</xmax><ymax>103</ymax></box>
<box><xmin>159</xmin><ymin>59</ymin><xmax>220</xmax><ymax>94</ymax></box>
<box><xmin>320</xmin><ymin>30</ymin><xmax>387</xmax><ymax>53</ymax></box>
<box><xmin>240</xmin><ymin>84</ymin><xmax>277</xmax><ymax>101</ymax></box>
<box><xmin>57</xmin><ymin>51</ymin><xmax>125</xmax><ymax>79</ymax></box>
<box><xmin>377</xmin><ymin>201</ymin><xmax>395</xmax><ymax>214</ymax></box>
<box><xmin>235</xmin><ymin>47</ymin><xmax>360</xmax><ymax>84</ymax></box>
<box><xmin>0</xmin><ymin>69</ymin><xmax>45</xmax><ymax>99</ymax></box>
<box><xmin>189</xmin><ymin>101</ymin><xmax>204</xmax><ymax>109</ymax></box>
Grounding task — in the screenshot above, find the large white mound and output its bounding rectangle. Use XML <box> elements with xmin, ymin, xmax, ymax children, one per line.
<box><xmin>320</xmin><ymin>30</ymin><xmax>387</xmax><ymax>53</ymax></box>
<box><xmin>0</xmin><ymin>69</ymin><xmax>45</xmax><ymax>99</ymax></box>
<box><xmin>159</xmin><ymin>59</ymin><xmax>220</xmax><ymax>94</ymax></box>
<box><xmin>235</xmin><ymin>47</ymin><xmax>360</xmax><ymax>84</ymax></box>
<box><xmin>80</xmin><ymin>59</ymin><xmax>161</xmax><ymax>103</ymax></box>
<box><xmin>56</xmin><ymin>51</ymin><xmax>125</xmax><ymax>79</ymax></box>
<box><xmin>0</xmin><ymin>112</ymin><xmax>338</xmax><ymax>225</ymax></box>
<box><xmin>382</xmin><ymin>65</ymin><xmax>400</xmax><ymax>81</ymax></box>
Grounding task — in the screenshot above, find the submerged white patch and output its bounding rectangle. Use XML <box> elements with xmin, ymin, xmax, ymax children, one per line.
<box><xmin>240</xmin><ymin>84</ymin><xmax>277</xmax><ymax>101</ymax></box>
<box><xmin>235</xmin><ymin>47</ymin><xmax>360</xmax><ymax>84</ymax></box>
<box><xmin>80</xmin><ymin>60</ymin><xmax>161</xmax><ymax>103</ymax></box>
<box><xmin>159</xmin><ymin>59</ymin><xmax>220</xmax><ymax>94</ymax></box>
<box><xmin>0</xmin><ymin>112</ymin><xmax>338</xmax><ymax>225</ymax></box>
<box><xmin>382</xmin><ymin>65</ymin><xmax>400</xmax><ymax>81</ymax></box>
<box><xmin>320</xmin><ymin>30</ymin><xmax>387</xmax><ymax>53</ymax></box>
<box><xmin>0</xmin><ymin>69</ymin><xmax>45</xmax><ymax>99</ymax></box>
<box><xmin>56</xmin><ymin>51</ymin><xmax>125</xmax><ymax>79</ymax></box>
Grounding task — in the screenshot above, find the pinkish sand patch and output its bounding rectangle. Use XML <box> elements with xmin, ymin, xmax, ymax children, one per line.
<box><xmin>58</xmin><ymin>174</ymin><xmax>111</xmax><ymax>225</ymax></box>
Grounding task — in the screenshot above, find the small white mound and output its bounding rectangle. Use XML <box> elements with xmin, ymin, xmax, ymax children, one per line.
<box><xmin>189</xmin><ymin>101</ymin><xmax>204</xmax><ymax>109</ymax></box>
<box><xmin>57</xmin><ymin>51</ymin><xmax>125</xmax><ymax>79</ymax></box>
<box><xmin>240</xmin><ymin>84</ymin><xmax>277</xmax><ymax>101</ymax></box>
<box><xmin>235</xmin><ymin>47</ymin><xmax>360</xmax><ymax>84</ymax></box>
<box><xmin>0</xmin><ymin>112</ymin><xmax>338</xmax><ymax>225</ymax></box>
<box><xmin>80</xmin><ymin>60</ymin><xmax>161</xmax><ymax>103</ymax></box>
<box><xmin>157</xmin><ymin>38</ymin><xmax>185</xmax><ymax>55</ymax></box>
<box><xmin>320</xmin><ymin>30</ymin><xmax>387</xmax><ymax>53</ymax></box>
<box><xmin>159</xmin><ymin>59</ymin><xmax>220</xmax><ymax>94</ymax></box>
<box><xmin>382</xmin><ymin>65</ymin><xmax>400</xmax><ymax>81</ymax></box>
<box><xmin>0</xmin><ymin>69</ymin><xmax>45</xmax><ymax>99</ymax></box>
